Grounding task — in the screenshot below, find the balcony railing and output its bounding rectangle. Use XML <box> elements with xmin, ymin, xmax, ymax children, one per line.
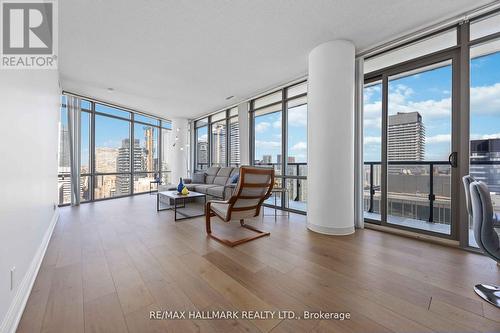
<box><xmin>364</xmin><ymin>160</ymin><xmax>500</xmax><ymax>224</ymax></box>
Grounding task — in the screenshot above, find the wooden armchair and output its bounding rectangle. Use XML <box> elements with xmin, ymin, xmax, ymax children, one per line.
<box><xmin>205</xmin><ymin>166</ymin><xmax>275</xmax><ymax>247</ymax></box>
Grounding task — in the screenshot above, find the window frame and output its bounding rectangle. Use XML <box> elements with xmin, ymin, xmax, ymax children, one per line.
<box><xmin>249</xmin><ymin>80</ymin><xmax>308</xmax><ymax>214</ymax></box>
<box><xmin>58</xmin><ymin>94</ymin><xmax>172</xmax><ymax>205</ymax></box>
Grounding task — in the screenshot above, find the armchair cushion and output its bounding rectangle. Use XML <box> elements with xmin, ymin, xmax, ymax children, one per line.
<box><xmin>210</xmin><ymin>201</ymin><xmax>256</xmax><ymax>221</ymax></box>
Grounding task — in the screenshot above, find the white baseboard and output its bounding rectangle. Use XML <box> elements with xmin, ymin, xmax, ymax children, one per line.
<box><xmin>0</xmin><ymin>208</ymin><xmax>60</xmax><ymax>333</ymax></box>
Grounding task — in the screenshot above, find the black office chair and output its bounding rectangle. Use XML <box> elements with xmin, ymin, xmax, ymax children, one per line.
<box><xmin>467</xmin><ymin>179</ymin><xmax>500</xmax><ymax>307</ymax></box>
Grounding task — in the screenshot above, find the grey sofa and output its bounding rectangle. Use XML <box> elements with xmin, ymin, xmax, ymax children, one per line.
<box><xmin>160</xmin><ymin>166</ymin><xmax>240</xmax><ymax>200</ymax></box>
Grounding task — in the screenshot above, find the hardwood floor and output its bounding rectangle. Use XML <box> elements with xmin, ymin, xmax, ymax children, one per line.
<box><xmin>17</xmin><ymin>194</ymin><xmax>500</xmax><ymax>333</ymax></box>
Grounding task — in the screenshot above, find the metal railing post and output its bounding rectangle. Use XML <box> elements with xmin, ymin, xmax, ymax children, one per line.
<box><xmin>428</xmin><ymin>163</ymin><xmax>435</xmax><ymax>223</ymax></box>
<box><xmin>369</xmin><ymin>163</ymin><xmax>374</xmax><ymax>213</ymax></box>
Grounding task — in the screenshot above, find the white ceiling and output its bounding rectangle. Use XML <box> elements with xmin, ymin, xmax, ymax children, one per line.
<box><xmin>60</xmin><ymin>0</ymin><xmax>492</xmax><ymax>119</ymax></box>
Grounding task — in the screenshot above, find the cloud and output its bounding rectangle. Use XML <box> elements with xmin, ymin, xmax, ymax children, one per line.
<box><xmin>470</xmin><ymin>83</ymin><xmax>500</xmax><ymax>116</ymax></box>
<box><xmin>364</xmin><ymin>136</ymin><xmax>381</xmax><ymax>144</ymax></box>
<box><xmin>291</xmin><ymin>141</ymin><xmax>307</xmax><ymax>151</ymax></box>
<box><xmin>255</xmin><ymin>122</ymin><xmax>270</xmax><ymax>133</ymax></box>
<box><xmin>273</xmin><ymin>120</ymin><xmax>282</xmax><ymax>129</ymax></box>
<box><xmin>426</xmin><ymin>134</ymin><xmax>450</xmax><ymax>144</ymax></box>
<box><xmin>255</xmin><ymin>140</ymin><xmax>281</xmax><ymax>149</ymax></box>
<box><xmin>197</xmin><ymin>134</ymin><xmax>207</xmax><ymax>142</ymax></box>
<box><xmin>470</xmin><ymin>133</ymin><xmax>500</xmax><ymax>140</ymax></box>
<box><xmin>288</xmin><ymin>106</ymin><xmax>307</xmax><ymax>126</ymax></box>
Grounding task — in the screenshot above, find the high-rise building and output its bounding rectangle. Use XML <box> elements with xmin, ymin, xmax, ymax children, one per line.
<box><xmin>58</xmin><ymin>123</ymin><xmax>70</xmax><ymax>171</ymax></box>
<box><xmin>211</xmin><ymin>123</ymin><xmax>226</xmax><ymax>165</ymax></box>
<box><xmin>58</xmin><ymin>121</ymin><xmax>71</xmax><ymax>203</ymax></box>
<box><xmin>388</xmin><ymin>112</ymin><xmax>425</xmax><ymax>161</ymax></box>
<box><xmin>144</xmin><ymin>126</ymin><xmax>155</xmax><ymax>171</ymax></box>
<box><xmin>470</xmin><ymin>138</ymin><xmax>500</xmax><ymax>192</ymax></box>
<box><xmin>262</xmin><ymin>155</ymin><xmax>272</xmax><ymax>164</ymax></box>
<box><xmin>116</xmin><ymin>139</ymin><xmax>144</xmax><ymax>195</ymax></box>
<box><xmin>229</xmin><ymin>120</ymin><xmax>240</xmax><ymax>166</ymax></box>
<box><xmin>197</xmin><ymin>141</ymin><xmax>208</xmax><ymax>169</ymax></box>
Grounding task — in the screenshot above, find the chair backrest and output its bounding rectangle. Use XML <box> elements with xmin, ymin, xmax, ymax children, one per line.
<box><xmin>226</xmin><ymin>166</ymin><xmax>275</xmax><ymax>220</ymax></box>
<box><xmin>470</xmin><ymin>181</ymin><xmax>500</xmax><ymax>261</ymax></box>
<box><xmin>462</xmin><ymin>175</ymin><xmax>475</xmax><ymax>217</ymax></box>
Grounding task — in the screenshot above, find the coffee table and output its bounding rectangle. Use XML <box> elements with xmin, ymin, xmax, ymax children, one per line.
<box><xmin>156</xmin><ymin>190</ymin><xmax>206</xmax><ymax>221</ymax></box>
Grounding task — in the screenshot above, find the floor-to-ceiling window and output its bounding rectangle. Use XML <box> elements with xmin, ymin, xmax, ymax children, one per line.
<box><xmin>285</xmin><ymin>82</ymin><xmax>307</xmax><ymax>211</ymax></box>
<box><xmin>58</xmin><ymin>95</ymin><xmax>171</xmax><ymax>205</ymax></box>
<box><xmin>57</xmin><ymin>96</ymin><xmax>71</xmax><ymax>205</ymax></box>
<box><xmin>363</xmin><ymin>81</ymin><xmax>382</xmax><ymax>221</ymax></box>
<box><xmin>469</xmin><ymin>12</ymin><xmax>500</xmax><ymax>247</ymax></box>
<box><xmin>228</xmin><ymin>107</ymin><xmax>240</xmax><ymax>167</ymax></box>
<box><xmin>250</xmin><ymin>81</ymin><xmax>307</xmax><ymax>213</ymax></box>
<box><xmin>194</xmin><ymin>118</ymin><xmax>209</xmax><ymax>171</ymax></box>
<box><xmin>194</xmin><ymin>108</ymin><xmax>241</xmax><ymax>171</ymax></box>
<box><xmin>386</xmin><ymin>61</ymin><xmax>453</xmax><ymax>235</ymax></box>
<box><xmin>362</xmin><ymin>12</ymin><xmax>500</xmax><ymax>248</ymax></box>
<box><xmin>210</xmin><ymin>111</ymin><xmax>227</xmax><ymax>167</ymax></box>
<box><xmin>94</xmin><ymin>109</ymin><xmax>132</xmax><ymax>199</ymax></box>
<box><xmin>363</xmin><ymin>28</ymin><xmax>458</xmax><ymax>239</ymax></box>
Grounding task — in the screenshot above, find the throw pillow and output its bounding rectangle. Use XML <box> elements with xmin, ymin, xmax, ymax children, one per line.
<box><xmin>231</xmin><ymin>174</ymin><xmax>239</xmax><ymax>184</ymax></box>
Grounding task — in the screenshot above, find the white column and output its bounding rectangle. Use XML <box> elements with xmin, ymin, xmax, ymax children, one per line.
<box><xmin>307</xmin><ymin>40</ymin><xmax>355</xmax><ymax>235</ymax></box>
<box><xmin>167</xmin><ymin>118</ymin><xmax>189</xmax><ymax>184</ymax></box>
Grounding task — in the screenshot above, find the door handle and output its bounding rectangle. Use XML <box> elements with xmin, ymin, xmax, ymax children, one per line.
<box><xmin>448</xmin><ymin>152</ymin><xmax>458</xmax><ymax>168</ymax></box>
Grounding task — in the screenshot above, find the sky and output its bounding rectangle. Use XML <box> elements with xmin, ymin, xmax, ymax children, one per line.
<box><xmin>364</xmin><ymin>51</ymin><xmax>500</xmax><ymax>162</ymax></box>
<box><xmin>253</xmin><ymin>104</ymin><xmax>307</xmax><ymax>164</ymax></box>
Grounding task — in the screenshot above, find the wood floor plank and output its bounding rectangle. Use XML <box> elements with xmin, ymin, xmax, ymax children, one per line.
<box><xmin>83</xmin><ymin>293</ymin><xmax>129</xmax><ymax>333</ymax></box>
<box><xmin>16</xmin><ymin>195</ymin><xmax>500</xmax><ymax>333</ymax></box>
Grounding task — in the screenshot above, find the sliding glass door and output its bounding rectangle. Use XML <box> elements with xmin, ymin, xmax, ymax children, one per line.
<box><xmin>364</xmin><ymin>51</ymin><xmax>459</xmax><ymax>239</ymax></box>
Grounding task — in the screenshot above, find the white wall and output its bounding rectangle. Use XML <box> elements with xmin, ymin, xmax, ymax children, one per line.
<box><xmin>0</xmin><ymin>70</ymin><xmax>60</xmax><ymax>332</ymax></box>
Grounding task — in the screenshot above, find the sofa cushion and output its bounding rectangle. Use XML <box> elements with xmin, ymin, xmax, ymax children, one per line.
<box><xmin>192</xmin><ymin>173</ymin><xmax>205</xmax><ymax>184</ymax></box>
<box><xmin>207</xmin><ymin>186</ymin><xmax>225</xmax><ymax>198</ymax></box>
<box><xmin>205</xmin><ymin>167</ymin><xmax>220</xmax><ymax>184</ymax></box>
<box><xmin>213</xmin><ymin>167</ymin><xmax>233</xmax><ymax>186</ymax></box>
<box><xmin>194</xmin><ymin>184</ymin><xmax>218</xmax><ymax>194</ymax></box>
